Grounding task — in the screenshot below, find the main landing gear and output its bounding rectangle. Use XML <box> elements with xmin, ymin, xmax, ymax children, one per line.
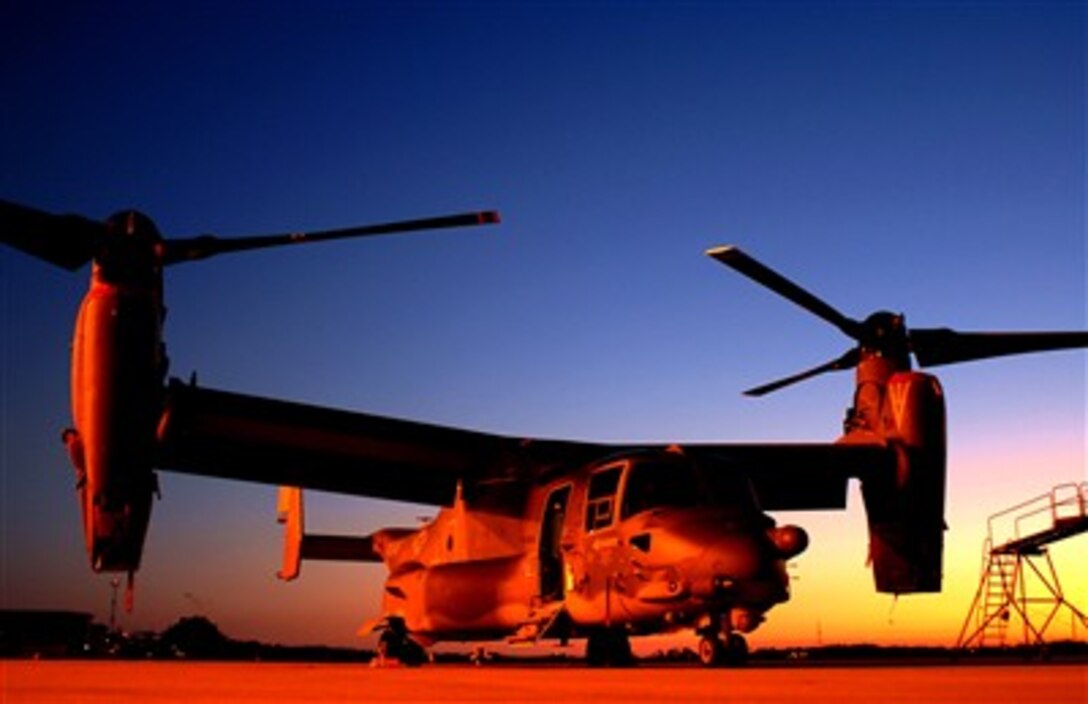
<box><xmin>585</xmin><ymin>626</ymin><xmax>635</xmax><ymax>667</ymax></box>
<box><xmin>374</xmin><ymin>619</ymin><xmax>427</xmax><ymax>667</ymax></box>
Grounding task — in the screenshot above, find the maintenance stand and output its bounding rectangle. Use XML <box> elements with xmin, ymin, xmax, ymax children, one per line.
<box><xmin>957</xmin><ymin>482</ymin><xmax>1088</xmax><ymax>650</ymax></box>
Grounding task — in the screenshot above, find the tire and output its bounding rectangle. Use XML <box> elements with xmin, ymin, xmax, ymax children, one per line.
<box><xmin>586</xmin><ymin>631</ymin><xmax>608</xmax><ymax>667</ymax></box>
<box><xmin>378</xmin><ymin>627</ymin><xmax>426</xmax><ymax>667</ymax></box>
<box><xmin>585</xmin><ymin>628</ymin><xmax>634</xmax><ymax>667</ymax></box>
<box><xmin>698</xmin><ymin>636</ymin><xmax>725</xmax><ymax>667</ymax></box>
<box><xmin>724</xmin><ymin>633</ymin><xmax>748</xmax><ymax>666</ymax></box>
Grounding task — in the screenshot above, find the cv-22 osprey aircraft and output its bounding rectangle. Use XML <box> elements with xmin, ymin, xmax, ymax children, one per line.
<box><xmin>3</xmin><ymin>199</ymin><xmax>1086</xmax><ymax>666</ymax></box>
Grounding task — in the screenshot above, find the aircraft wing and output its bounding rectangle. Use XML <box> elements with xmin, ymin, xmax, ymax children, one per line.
<box><xmin>155</xmin><ymin>379</ymin><xmax>610</xmax><ymax>505</ymax></box>
<box><xmin>157</xmin><ymin>378</ymin><xmax>892</xmax><ymax>512</ymax></box>
<box><xmin>682</xmin><ymin>443</ymin><xmax>895</xmax><ymax>511</ymax></box>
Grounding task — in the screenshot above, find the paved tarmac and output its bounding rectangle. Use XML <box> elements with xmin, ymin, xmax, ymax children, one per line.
<box><xmin>2</xmin><ymin>660</ymin><xmax>1085</xmax><ymax>702</ymax></box>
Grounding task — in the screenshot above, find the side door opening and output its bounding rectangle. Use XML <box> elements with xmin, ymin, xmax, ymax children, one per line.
<box><xmin>539</xmin><ymin>484</ymin><xmax>571</xmax><ymax>602</ymax></box>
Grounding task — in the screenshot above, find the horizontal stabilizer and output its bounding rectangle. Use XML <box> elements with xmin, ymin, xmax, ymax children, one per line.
<box><xmin>277</xmin><ymin>486</ymin><xmax>381</xmax><ymax>581</ymax></box>
<box><xmin>300</xmin><ymin>534</ymin><xmax>380</xmax><ymax>562</ymax></box>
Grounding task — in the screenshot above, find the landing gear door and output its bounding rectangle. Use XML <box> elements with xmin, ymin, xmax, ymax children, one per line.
<box><xmin>539</xmin><ymin>485</ymin><xmax>571</xmax><ymax>602</ymax></box>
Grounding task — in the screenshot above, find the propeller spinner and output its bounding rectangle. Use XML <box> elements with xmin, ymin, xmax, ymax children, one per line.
<box><xmin>706</xmin><ymin>245</ymin><xmax>1088</xmax><ymax>396</ymax></box>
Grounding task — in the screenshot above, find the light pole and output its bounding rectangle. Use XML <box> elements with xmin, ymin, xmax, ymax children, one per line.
<box><xmin>109</xmin><ymin>577</ymin><xmax>121</xmax><ymax>632</ymax></box>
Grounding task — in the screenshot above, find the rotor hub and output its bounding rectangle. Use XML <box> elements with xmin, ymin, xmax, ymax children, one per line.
<box><xmin>97</xmin><ymin>210</ymin><xmax>164</xmax><ymax>284</ymax></box>
<box><xmin>706</xmin><ymin>245</ymin><xmax>1088</xmax><ymax>395</ymax></box>
<box><xmin>859</xmin><ymin>311</ymin><xmax>911</xmax><ymax>366</ymax></box>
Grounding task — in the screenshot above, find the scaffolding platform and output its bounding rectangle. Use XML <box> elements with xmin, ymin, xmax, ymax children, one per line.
<box><xmin>956</xmin><ymin>482</ymin><xmax>1088</xmax><ymax>650</ymax></box>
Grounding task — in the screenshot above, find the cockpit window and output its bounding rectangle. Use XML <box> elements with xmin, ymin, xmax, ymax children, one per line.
<box><xmin>702</xmin><ymin>467</ymin><xmax>761</xmax><ymax>513</ymax></box>
<box><xmin>585</xmin><ymin>465</ymin><xmax>622</xmax><ymax>531</ymax></box>
<box><xmin>621</xmin><ymin>459</ymin><xmax>701</xmax><ymax>519</ymax></box>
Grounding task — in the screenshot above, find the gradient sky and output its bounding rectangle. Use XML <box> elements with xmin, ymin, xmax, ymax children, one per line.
<box><xmin>2</xmin><ymin>1</ymin><xmax>1085</xmax><ymax>650</ymax></box>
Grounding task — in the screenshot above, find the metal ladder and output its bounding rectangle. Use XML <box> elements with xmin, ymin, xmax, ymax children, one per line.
<box><xmin>956</xmin><ymin>482</ymin><xmax>1088</xmax><ymax>650</ymax></box>
<box><xmin>976</xmin><ymin>540</ymin><xmax>1014</xmax><ymax>647</ymax></box>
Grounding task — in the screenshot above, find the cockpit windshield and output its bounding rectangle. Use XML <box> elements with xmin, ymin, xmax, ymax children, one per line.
<box><xmin>620</xmin><ymin>456</ymin><xmax>762</xmax><ymax>520</ymax></box>
<box><xmin>621</xmin><ymin>459</ymin><xmax>701</xmax><ymax>519</ymax></box>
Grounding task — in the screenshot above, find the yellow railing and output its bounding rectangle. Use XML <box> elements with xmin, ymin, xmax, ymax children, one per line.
<box><xmin>986</xmin><ymin>482</ymin><xmax>1087</xmax><ymax>551</ymax></box>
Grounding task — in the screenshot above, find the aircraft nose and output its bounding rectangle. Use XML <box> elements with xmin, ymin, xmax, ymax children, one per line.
<box><xmin>695</xmin><ymin>535</ymin><xmax>765</xmax><ymax>584</ymax></box>
<box><xmin>688</xmin><ymin>533</ymin><xmax>791</xmax><ymax>605</ymax></box>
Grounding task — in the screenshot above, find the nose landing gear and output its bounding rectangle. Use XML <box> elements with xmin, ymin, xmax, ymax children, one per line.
<box><xmin>697</xmin><ymin>633</ymin><xmax>748</xmax><ymax>667</ymax></box>
<box><xmin>696</xmin><ymin>620</ymin><xmax>748</xmax><ymax>667</ymax></box>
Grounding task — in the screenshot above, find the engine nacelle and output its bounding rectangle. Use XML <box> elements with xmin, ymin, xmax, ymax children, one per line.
<box><xmin>65</xmin><ymin>427</ymin><xmax>156</xmax><ymax>572</ymax></box>
<box><xmin>68</xmin><ymin>273</ymin><xmax>164</xmax><ymax>574</ymax></box>
<box><xmin>859</xmin><ymin>371</ymin><xmax>946</xmax><ymax>593</ymax></box>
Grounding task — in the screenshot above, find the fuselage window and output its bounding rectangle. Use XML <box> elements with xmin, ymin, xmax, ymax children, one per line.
<box><xmin>585</xmin><ymin>465</ymin><xmax>622</xmax><ymax>532</ymax></box>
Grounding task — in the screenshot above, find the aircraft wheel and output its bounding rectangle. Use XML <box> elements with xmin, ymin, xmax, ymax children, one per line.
<box><xmin>378</xmin><ymin>626</ymin><xmax>427</xmax><ymax>667</ymax></box>
<box><xmin>399</xmin><ymin>637</ymin><xmax>428</xmax><ymax>666</ymax></box>
<box><xmin>609</xmin><ymin>628</ymin><xmax>634</xmax><ymax>667</ymax></box>
<box><xmin>724</xmin><ymin>633</ymin><xmax>748</xmax><ymax>666</ymax></box>
<box><xmin>697</xmin><ymin>636</ymin><xmax>725</xmax><ymax>667</ymax></box>
<box><xmin>585</xmin><ymin>630</ymin><xmax>607</xmax><ymax>667</ymax></box>
<box><xmin>698</xmin><ymin>634</ymin><xmax>747</xmax><ymax>667</ymax></box>
<box><xmin>585</xmin><ymin>628</ymin><xmax>634</xmax><ymax>667</ymax></box>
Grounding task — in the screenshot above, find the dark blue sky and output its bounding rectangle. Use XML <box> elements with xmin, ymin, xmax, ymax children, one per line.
<box><xmin>2</xmin><ymin>2</ymin><xmax>1084</xmax><ymax>647</ymax></box>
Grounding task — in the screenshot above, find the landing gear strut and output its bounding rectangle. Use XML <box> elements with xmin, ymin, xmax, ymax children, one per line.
<box><xmin>585</xmin><ymin>626</ymin><xmax>634</xmax><ymax>667</ymax></box>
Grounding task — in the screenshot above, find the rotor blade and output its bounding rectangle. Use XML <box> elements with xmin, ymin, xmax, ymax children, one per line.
<box><xmin>706</xmin><ymin>245</ymin><xmax>862</xmax><ymax>340</ymax></box>
<box><xmin>0</xmin><ymin>199</ymin><xmax>106</xmax><ymax>271</ymax></box>
<box><xmin>910</xmin><ymin>328</ymin><xmax>1088</xmax><ymax>368</ymax></box>
<box><xmin>163</xmin><ymin>210</ymin><xmax>501</xmax><ymax>264</ymax></box>
<box><xmin>744</xmin><ymin>348</ymin><xmax>860</xmax><ymax>397</ymax></box>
